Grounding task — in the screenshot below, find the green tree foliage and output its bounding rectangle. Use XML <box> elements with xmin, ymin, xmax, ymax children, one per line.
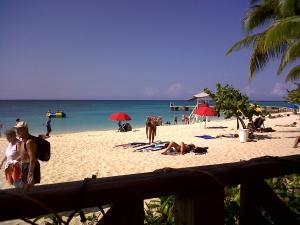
<box><xmin>227</xmin><ymin>0</ymin><xmax>300</xmax><ymax>82</ymax></box>
<box><xmin>145</xmin><ymin>196</ymin><xmax>174</xmax><ymax>225</ymax></box>
<box><xmin>266</xmin><ymin>174</ymin><xmax>300</xmax><ymax>216</ymax></box>
<box><xmin>286</xmin><ymin>82</ymin><xmax>300</xmax><ymax>103</ymax></box>
<box><xmin>204</xmin><ymin>83</ymin><xmax>259</xmax><ymax>129</ymax></box>
<box><xmin>224</xmin><ymin>186</ymin><xmax>240</xmax><ymax>225</ymax></box>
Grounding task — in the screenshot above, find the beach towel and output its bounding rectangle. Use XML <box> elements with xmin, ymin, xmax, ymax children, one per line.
<box><xmin>114</xmin><ymin>142</ymin><xmax>147</xmax><ymax>149</ymax></box>
<box><xmin>195</xmin><ymin>135</ymin><xmax>216</xmax><ymax>139</ymax></box>
<box><xmin>136</xmin><ymin>144</ymin><xmax>155</xmax><ymax>151</ymax></box>
<box><xmin>135</xmin><ymin>142</ymin><xmax>169</xmax><ymax>152</ymax></box>
<box><xmin>136</xmin><ymin>146</ymin><xmax>165</xmax><ymax>152</ymax></box>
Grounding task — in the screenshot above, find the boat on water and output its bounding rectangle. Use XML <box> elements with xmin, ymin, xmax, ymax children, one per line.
<box><xmin>46</xmin><ymin>111</ymin><xmax>66</xmax><ymax>118</ymax></box>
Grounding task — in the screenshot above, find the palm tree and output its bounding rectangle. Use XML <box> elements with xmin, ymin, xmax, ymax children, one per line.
<box><xmin>227</xmin><ymin>0</ymin><xmax>300</xmax><ymax>82</ymax></box>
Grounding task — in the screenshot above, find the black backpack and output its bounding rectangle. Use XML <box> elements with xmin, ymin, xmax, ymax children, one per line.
<box><xmin>24</xmin><ymin>135</ymin><xmax>51</xmax><ymax>161</ymax></box>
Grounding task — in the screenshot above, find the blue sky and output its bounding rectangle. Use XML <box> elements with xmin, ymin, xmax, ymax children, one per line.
<box><xmin>0</xmin><ymin>0</ymin><xmax>294</xmax><ymax>100</ymax></box>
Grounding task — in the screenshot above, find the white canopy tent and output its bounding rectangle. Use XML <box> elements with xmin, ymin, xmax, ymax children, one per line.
<box><xmin>188</xmin><ymin>90</ymin><xmax>211</xmax><ymax>104</ymax></box>
<box><xmin>188</xmin><ymin>90</ymin><xmax>212</xmax><ymax>123</ymax></box>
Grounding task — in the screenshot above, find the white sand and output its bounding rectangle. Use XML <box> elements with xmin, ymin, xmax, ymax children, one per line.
<box><xmin>0</xmin><ymin>114</ymin><xmax>299</xmax><ymax>189</ymax></box>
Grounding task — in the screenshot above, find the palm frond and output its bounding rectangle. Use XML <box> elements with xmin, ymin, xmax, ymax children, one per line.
<box><xmin>249</xmin><ymin>43</ymin><xmax>286</xmax><ymax>79</ymax></box>
<box><xmin>278</xmin><ymin>39</ymin><xmax>300</xmax><ymax>74</ymax></box>
<box><xmin>279</xmin><ymin>0</ymin><xmax>299</xmax><ymax>16</ymax></box>
<box><xmin>263</xmin><ymin>16</ymin><xmax>300</xmax><ymax>50</ymax></box>
<box><xmin>226</xmin><ymin>33</ymin><xmax>261</xmax><ymax>55</ymax></box>
<box><xmin>243</xmin><ymin>0</ymin><xmax>279</xmax><ymax>32</ymax></box>
<box><xmin>250</xmin><ymin>0</ymin><xmax>261</xmax><ymax>5</ymax></box>
<box><xmin>285</xmin><ymin>65</ymin><xmax>300</xmax><ymax>81</ymax></box>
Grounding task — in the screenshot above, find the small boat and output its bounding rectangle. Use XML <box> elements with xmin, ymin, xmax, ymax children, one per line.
<box><xmin>46</xmin><ymin>111</ymin><xmax>66</xmax><ymax>118</ymax></box>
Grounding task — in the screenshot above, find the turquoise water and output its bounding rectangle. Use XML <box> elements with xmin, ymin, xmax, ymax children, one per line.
<box><xmin>0</xmin><ymin>100</ymin><xmax>289</xmax><ymax>135</ymax></box>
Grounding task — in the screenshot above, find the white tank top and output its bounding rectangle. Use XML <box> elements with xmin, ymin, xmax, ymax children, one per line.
<box><xmin>6</xmin><ymin>141</ymin><xmax>20</xmax><ymax>161</ymax></box>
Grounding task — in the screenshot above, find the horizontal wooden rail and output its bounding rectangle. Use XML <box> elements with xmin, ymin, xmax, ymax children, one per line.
<box><xmin>0</xmin><ymin>154</ymin><xmax>299</xmax><ymax>221</ymax></box>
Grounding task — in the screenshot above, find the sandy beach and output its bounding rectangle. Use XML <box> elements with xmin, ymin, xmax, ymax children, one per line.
<box><xmin>0</xmin><ymin>114</ymin><xmax>299</xmax><ymax>189</ymax></box>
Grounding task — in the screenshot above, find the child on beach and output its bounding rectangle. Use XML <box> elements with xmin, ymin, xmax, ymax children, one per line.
<box><xmin>0</xmin><ymin>129</ymin><xmax>23</xmax><ymax>188</ymax></box>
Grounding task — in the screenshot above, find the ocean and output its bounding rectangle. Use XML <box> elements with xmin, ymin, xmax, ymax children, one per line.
<box><xmin>0</xmin><ymin>100</ymin><xmax>289</xmax><ymax>135</ymax></box>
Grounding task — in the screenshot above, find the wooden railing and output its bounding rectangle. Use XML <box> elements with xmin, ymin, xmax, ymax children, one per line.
<box><xmin>0</xmin><ymin>154</ymin><xmax>299</xmax><ymax>225</ymax></box>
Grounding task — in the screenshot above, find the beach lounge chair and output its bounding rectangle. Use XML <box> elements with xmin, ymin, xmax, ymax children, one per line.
<box><xmin>118</xmin><ymin>123</ymin><xmax>132</xmax><ymax>132</ymax></box>
<box><xmin>253</xmin><ymin>117</ymin><xmax>265</xmax><ymax>131</ymax></box>
<box><xmin>118</xmin><ymin>124</ymin><xmax>126</xmax><ymax>132</ymax></box>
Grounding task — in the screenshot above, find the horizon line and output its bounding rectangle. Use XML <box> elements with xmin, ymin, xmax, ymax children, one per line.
<box><xmin>0</xmin><ymin>99</ymin><xmax>287</xmax><ymax>102</ymax></box>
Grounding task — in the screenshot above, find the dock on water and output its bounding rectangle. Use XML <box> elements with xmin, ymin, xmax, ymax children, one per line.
<box><xmin>169</xmin><ymin>102</ymin><xmax>297</xmax><ymax>114</ymax></box>
<box><xmin>169</xmin><ymin>103</ymin><xmax>195</xmax><ymax>111</ymax></box>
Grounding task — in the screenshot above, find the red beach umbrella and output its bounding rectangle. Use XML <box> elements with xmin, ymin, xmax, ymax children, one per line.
<box><xmin>193</xmin><ymin>105</ymin><xmax>217</xmax><ymax>128</ymax></box>
<box><xmin>193</xmin><ymin>106</ymin><xmax>217</xmax><ymax>117</ymax></box>
<box><xmin>109</xmin><ymin>112</ymin><xmax>132</xmax><ymax>121</ymax></box>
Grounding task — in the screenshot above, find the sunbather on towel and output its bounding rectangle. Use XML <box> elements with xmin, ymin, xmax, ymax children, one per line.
<box><xmin>275</xmin><ymin>122</ymin><xmax>297</xmax><ymax>127</ymax></box>
<box><xmin>216</xmin><ymin>134</ymin><xmax>239</xmax><ymax>138</ymax></box>
<box><xmin>161</xmin><ymin>141</ymin><xmax>195</xmax><ymax>155</ymax></box>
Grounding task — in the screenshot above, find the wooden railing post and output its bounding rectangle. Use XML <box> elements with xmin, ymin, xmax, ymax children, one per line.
<box><xmin>174</xmin><ymin>187</ymin><xmax>224</xmax><ymax>225</ymax></box>
<box><xmin>240</xmin><ymin>181</ymin><xmax>300</xmax><ymax>225</ymax></box>
<box><xmin>257</xmin><ymin>181</ymin><xmax>299</xmax><ymax>225</ymax></box>
<box><xmin>97</xmin><ymin>199</ymin><xmax>144</xmax><ymax>225</ymax></box>
<box><xmin>240</xmin><ymin>183</ymin><xmax>267</xmax><ymax>225</ymax></box>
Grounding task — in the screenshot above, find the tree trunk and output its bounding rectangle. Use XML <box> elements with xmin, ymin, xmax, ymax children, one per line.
<box><xmin>236</xmin><ymin>116</ymin><xmax>246</xmax><ymax>130</ymax></box>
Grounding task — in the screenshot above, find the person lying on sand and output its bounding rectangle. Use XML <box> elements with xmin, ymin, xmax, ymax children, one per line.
<box><xmin>161</xmin><ymin>141</ymin><xmax>195</xmax><ymax>155</ymax></box>
<box><xmin>269</xmin><ymin>114</ymin><xmax>284</xmax><ymax>119</ymax></box>
<box><xmin>275</xmin><ymin>122</ymin><xmax>297</xmax><ymax>127</ymax></box>
<box><xmin>216</xmin><ymin>134</ymin><xmax>239</xmax><ymax>138</ymax></box>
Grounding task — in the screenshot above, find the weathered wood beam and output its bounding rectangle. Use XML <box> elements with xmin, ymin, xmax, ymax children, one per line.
<box><xmin>0</xmin><ymin>154</ymin><xmax>299</xmax><ymax>221</ymax></box>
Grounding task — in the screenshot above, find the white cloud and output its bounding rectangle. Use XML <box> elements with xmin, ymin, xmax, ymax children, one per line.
<box><xmin>165</xmin><ymin>83</ymin><xmax>183</xmax><ymax>97</ymax></box>
<box><xmin>271</xmin><ymin>82</ymin><xmax>288</xmax><ymax>96</ymax></box>
<box><xmin>143</xmin><ymin>87</ymin><xmax>159</xmax><ymax>97</ymax></box>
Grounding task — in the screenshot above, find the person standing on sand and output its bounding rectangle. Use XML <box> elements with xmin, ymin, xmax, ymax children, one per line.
<box><xmin>174</xmin><ymin>115</ymin><xmax>178</xmax><ymax>125</ymax></box>
<box><xmin>14</xmin><ymin>121</ymin><xmax>40</xmax><ymax>191</ymax></box>
<box><xmin>0</xmin><ymin>129</ymin><xmax>23</xmax><ymax>188</ymax></box>
<box><xmin>45</xmin><ymin>116</ymin><xmax>52</xmax><ymax>137</ymax></box>
<box><xmin>146</xmin><ymin>117</ymin><xmax>157</xmax><ymax>143</ymax></box>
<box><xmin>293</xmin><ymin>136</ymin><xmax>300</xmax><ymax>148</ymax></box>
<box><xmin>181</xmin><ymin>114</ymin><xmax>185</xmax><ymax>124</ymax></box>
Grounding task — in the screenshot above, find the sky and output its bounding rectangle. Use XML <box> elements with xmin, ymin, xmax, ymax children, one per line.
<box><xmin>0</xmin><ymin>0</ymin><xmax>295</xmax><ymax>100</ymax></box>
